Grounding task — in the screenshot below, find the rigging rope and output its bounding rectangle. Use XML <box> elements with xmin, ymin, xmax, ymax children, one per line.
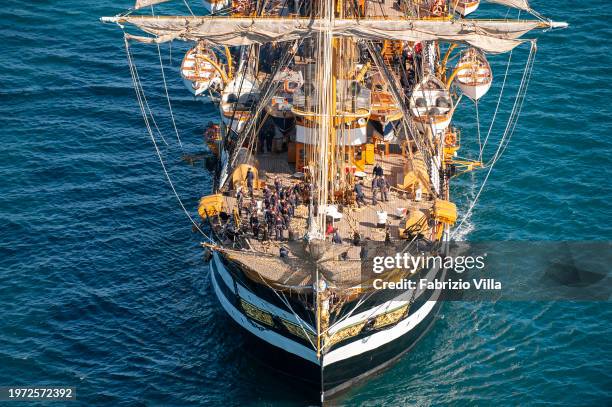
<box><xmin>364</xmin><ymin>41</ymin><xmax>435</xmax><ymax>186</ymax></box>
<box><xmin>475</xmin><ymin>99</ymin><xmax>482</xmax><ymax>156</ymax></box>
<box><xmin>452</xmin><ymin>39</ymin><xmax>537</xmax><ymax>238</ymax></box>
<box><xmin>131</xmin><ymin>49</ymin><xmax>169</xmax><ymax>147</ymax></box>
<box><xmin>125</xmin><ymin>35</ymin><xmax>215</xmax><ymax>243</ymax></box>
<box><xmin>491</xmin><ymin>40</ymin><xmax>537</xmax><ymax>164</ymax></box>
<box><xmin>183</xmin><ymin>0</ymin><xmax>196</xmax><ymax>16</ymax></box>
<box><xmin>479</xmin><ymin>47</ymin><xmax>513</xmax><ymax>162</ymax></box>
<box><xmin>479</xmin><ymin>10</ymin><xmax>519</xmax><ymax>162</ymax></box>
<box><xmin>152</xmin><ymin>5</ymin><xmax>183</xmax><ymax>148</ymax></box>
<box><xmin>222</xmin><ymin>40</ymin><xmax>300</xmax><ymax>190</ymax></box>
<box><xmin>485</xmin><ymin>40</ymin><xmax>536</xmax><ymax>168</ymax></box>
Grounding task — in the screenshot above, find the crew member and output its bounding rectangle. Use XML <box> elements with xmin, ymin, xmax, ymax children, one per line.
<box><xmin>354</xmin><ymin>181</ymin><xmax>366</xmax><ymax>207</ymax></box>
<box><xmin>275</xmin><ymin>213</ymin><xmax>284</xmax><ymax>241</ymax></box>
<box><xmin>373</xmin><ymin>163</ymin><xmax>384</xmax><ymax>178</ymax></box>
<box><xmin>245</xmin><ymin>168</ymin><xmax>255</xmax><ymax>197</ymax></box>
<box><xmin>279</xmin><ymin>246</ymin><xmax>289</xmax><ymax>258</ymax></box>
<box><xmin>378</xmin><ymin>176</ymin><xmax>389</xmax><ymax>202</ymax></box>
<box><xmin>250</xmin><ymin>214</ymin><xmax>260</xmax><ymax>239</ymax></box>
<box><xmin>235</xmin><ymin>187</ymin><xmax>244</xmax><ymax>216</ymax></box>
<box><xmin>332</xmin><ymin>228</ymin><xmax>343</xmax><ymax>244</ymax></box>
<box><xmin>371</xmin><ymin>177</ymin><xmax>379</xmax><ymax>205</ymax></box>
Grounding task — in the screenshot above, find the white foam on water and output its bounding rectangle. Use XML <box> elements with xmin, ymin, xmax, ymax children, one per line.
<box><xmin>453</xmin><ymin>219</ymin><xmax>474</xmax><ymax>241</ymax></box>
<box><xmin>451</xmin><ymin>172</ymin><xmax>477</xmax><ymax>241</ymax></box>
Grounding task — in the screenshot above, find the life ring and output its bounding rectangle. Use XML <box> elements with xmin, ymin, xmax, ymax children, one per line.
<box><xmin>283</xmin><ymin>80</ymin><xmax>298</xmax><ymax>93</ymax></box>
<box><xmin>444</xmin><ymin>132</ymin><xmax>457</xmax><ymax>146</ymax></box>
<box><xmin>205</xmin><ymin>124</ymin><xmax>220</xmax><ymax>141</ymax></box>
<box><xmin>430</xmin><ymin>0</ymin><xmax>445</xmax><ymax>16</ymax></box>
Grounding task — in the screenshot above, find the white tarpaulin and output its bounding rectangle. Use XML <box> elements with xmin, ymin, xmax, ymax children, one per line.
<box><xmin>102</xmin><ymin>16</ymin><xmax>552</xmax><ymax>53</ymax></box>
<box><xmin>486</xmin><ymin>0</ymin><xmax>531</xmax><ymax>11</ymax></box>
<box><xmin>134</xmin><ymin>0</ymin><xmax>171</xmax><ymax>9</ymax></box>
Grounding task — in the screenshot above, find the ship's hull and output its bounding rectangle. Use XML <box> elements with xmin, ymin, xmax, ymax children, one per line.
<box><xmin>209</xmin><ymin>250</ymin><xmax>445</xmax><ymax>401</ymax></box>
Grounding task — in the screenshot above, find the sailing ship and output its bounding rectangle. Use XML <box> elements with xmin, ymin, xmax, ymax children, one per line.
<box><xmin>102</xmin><ymin>0</ymin><xmax>566</xmax><ymax>402</ymax></box>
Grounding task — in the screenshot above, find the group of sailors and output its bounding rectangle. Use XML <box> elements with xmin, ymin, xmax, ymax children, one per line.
<box><xmin>235</xmin><ymin>176</ymin><xmax>306</xmax><ymax>242</ymax></box>
<box><xmin>354</xmin><ymin>162</ymin><xmax>391</xmax><ymax>207</ymax></box>
<box><xmin>230</xmin><ymin>162</ymin><xmax>392</xmax><ymax>245</ymax></box>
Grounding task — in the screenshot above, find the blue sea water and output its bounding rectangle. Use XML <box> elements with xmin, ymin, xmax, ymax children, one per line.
<box><xmin>0</xmin><ymin>0</ymin><xmax>610</xmax><ymax>405</ymax></box>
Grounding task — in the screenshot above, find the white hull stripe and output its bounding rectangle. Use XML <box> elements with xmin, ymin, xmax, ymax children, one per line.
<box><xmin>323</xmin><ymin>288</ymin><xmax>441</xmax><ymax>367</ymax></box>
<box><xmin>213</xmin><ymin>252</ymin><xmax>315</xmax><ymax>333</ymax></box>
<box><xmin>211</xmin><ymin>262</ymin><xmax>320</xmax><ymax>364</ymax></box>
<box><xmin>327</xmin><ymin>265</ymin><xmax>440</xmax><ymax>335</ymax></box>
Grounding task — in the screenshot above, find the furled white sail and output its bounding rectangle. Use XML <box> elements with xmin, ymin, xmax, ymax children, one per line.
<box><xmin>102</xmin><ymin>16</ymin><xmax>556</xmax><ymax>53</ymax></box>
<box><xmin>485</xmin><ymin>0</ymin><xmax>530</xmax><ymax>11</ymax></box>
<box><xmin>134</xmin><ymin>0</ymin><xmax>171</xmax><ymax>10</ymax></box>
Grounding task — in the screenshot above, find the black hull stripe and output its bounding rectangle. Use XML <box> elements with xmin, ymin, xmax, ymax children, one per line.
<box><xmin>323</xmin><ymin>299</ymin><xmax>442</xmax><ymax>397</ymax></box>
<box><xmin>210</xmin><ymin>259</ymin><xmax>319</xmax><ymax>364</ymax></box>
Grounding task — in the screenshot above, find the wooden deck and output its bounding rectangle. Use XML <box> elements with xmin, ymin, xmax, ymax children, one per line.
<box><xmin>213</xmin><ymin>148</ymin><xmax>435</xmax><ymax>288</ymax></box>
<box><xmin>226</xmin><ymin>151</ymin><xmax>433</xmax><ymax>239</ymax></box>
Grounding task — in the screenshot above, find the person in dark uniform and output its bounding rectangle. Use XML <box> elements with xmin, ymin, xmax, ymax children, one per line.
<box><xmin>288</xmin><ymin>188</ymin><xmax>297</xmax><ymax>208</ymax></box>
<box><xmin>245</xmin><ymin>168</ymin><xmax>255</xmax><ymax>197</ymax></box>
<box><xmin>281</xmin><ymin>200</ymin><xmax>291</xmax><ymax>226</ymax></box>
<box><xmin>371</xmin><ymin>177</ymin><xmax>378</xmax><ymax>205</ymax></box>
<box><xmin>378</xmin><ymin>176</ymin><xmax>389</xmax><ymax>202</ymax></box>
<box><xmin>373</xmin><ymin>163</ymin><xmax>384</xmax><ymax>178</ymax></box>
<box><xmin>250</xmin><ymin>213</ymin><xmax>260</xmax><ymax>239</ymax></box>
<box><xmin>236</xmin><ymin>187</ymin><xmax>244</xmax><ymax>216</ymax></box>
<box><xmin>265</xmin><ymin>209</ymin><xmax>274</xmax><ymax>237</ymax></box>
<box><xmin>279</xmin><ymin>246</ymin><xmax>289</xmax><ymax>258</ymax></box>
<box><xmin>332</xmin><ymin>228</ymin><xmax>343</xmax><ymax>244</ymax></box>
<box><xmin>287</xmin><ymin>200</ymin><xmax>295</xmax><ymax>217</ymax></box>
<box><xmin>354</xmin><ymin>181</ymin><xmax>366</xmax><ymax>207</ymax></box>
<box><xmin>275</xmin><ymin>213</ymin><xmax>284</xmax><ymax>241</ymax></box>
